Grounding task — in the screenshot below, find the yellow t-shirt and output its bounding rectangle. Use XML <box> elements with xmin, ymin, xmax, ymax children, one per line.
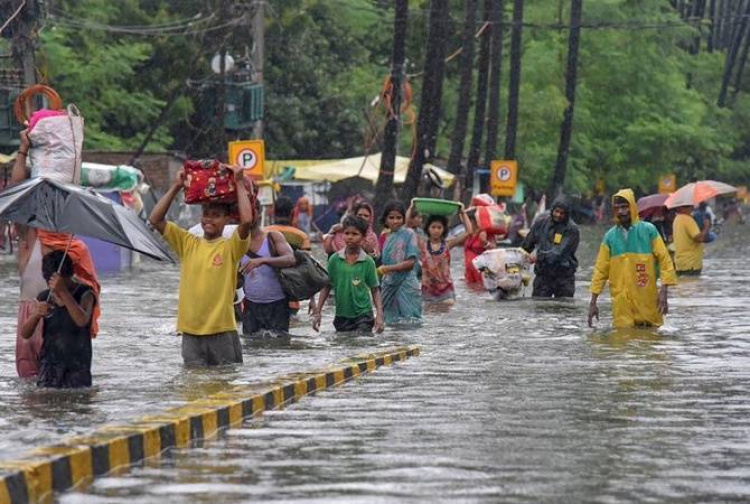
<box><xmin>673</xmin><ymin>213</ymin><xmax>704</xmax><ymax>272</ymax></box>
<box><xmin>163</xmin><ymin>222</ymin><xmax>249</xmax><ymax>335</ymax></box>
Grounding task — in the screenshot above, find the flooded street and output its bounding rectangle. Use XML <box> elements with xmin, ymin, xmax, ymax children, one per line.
<box><xmin>2</xmin><ymin>224</ymin><xmax>750</xmax><ymax>502</ymax></box>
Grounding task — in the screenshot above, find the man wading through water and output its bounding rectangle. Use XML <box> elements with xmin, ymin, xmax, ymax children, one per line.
<box><xmin>522</xmin><ymin>196</ymin><xmax>580</xmax><ymax>297</ymax></box>
<box><xmin>588</xmin><ymin>189</ymin><xmax>677</xmax><ymax>328</ymax></box>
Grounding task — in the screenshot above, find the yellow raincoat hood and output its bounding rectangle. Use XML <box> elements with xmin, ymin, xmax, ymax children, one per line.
<box><xmin>612</xmin><ymin>188</ymin><xmax>640</xmax><ymax>224</ymax></box>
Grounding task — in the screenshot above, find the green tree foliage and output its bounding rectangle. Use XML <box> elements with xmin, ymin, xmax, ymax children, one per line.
<box><xmin>38</xmin><ymin>0</ymin><xmax>195</xmax><ymax>150</ymax></box>
<box><xmin>33</xmin><ymin>0</ymin><xmax>750</xmax><ymax>190</ymax></box>
<box><xmin>263</xmin><ymin>0</ymin><xmax>391</xmax><ymax>158</ymax></box>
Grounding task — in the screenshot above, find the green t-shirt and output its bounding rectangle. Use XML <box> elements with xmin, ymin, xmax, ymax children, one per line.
<box><xmin>327</xmin><ymin>249</ymin><xmax>379</xmax><ymax>318</ymax></box>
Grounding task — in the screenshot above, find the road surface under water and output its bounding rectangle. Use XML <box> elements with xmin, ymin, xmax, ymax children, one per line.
<box><xmin>2</xmin><ymin>224</ymin><xmax>749</xmax><ymax>503</ymax></box>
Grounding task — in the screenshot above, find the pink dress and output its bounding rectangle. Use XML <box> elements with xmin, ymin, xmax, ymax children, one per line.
<box><xmin>16</xmin><ymin>239</ymin><xmax>45</xmax><ymax>377</ymax></box>
<box><xmin>421</xmin><ymin>240</ymin><xmax>455</xmax><ymax>302</ymax></box>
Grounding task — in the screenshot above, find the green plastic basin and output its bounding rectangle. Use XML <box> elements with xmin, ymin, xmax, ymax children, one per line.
<box><xmin>412</xmin><ymin>198</ymin><xmax>462</xmax><ymax>216</ymax></box>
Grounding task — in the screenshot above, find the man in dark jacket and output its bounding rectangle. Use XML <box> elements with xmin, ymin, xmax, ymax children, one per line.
<box><xmin>521</xmin><ymin>195</ymin><xmax>580</xmax><ymax>297</ymax></box>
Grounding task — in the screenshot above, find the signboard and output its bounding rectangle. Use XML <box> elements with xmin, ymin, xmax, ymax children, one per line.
<box><xmin>595</xmin><ymin>178</ymin><xmax>606</xmax><ymax>196</ymax></box>
<box><xmin>658</xmin><ymin>173</ymin><xmax>677</xmax><ymax>194</ymax></box>
<box><xmin>490</xmin><ymin>160</ymin><xmax>518</xmax><ymax>197</ymax></box>
<box><xmin>738</xmin><ymin>185</ymin><xmax>748</xmax><ymax>203</ymax></box>
<box><xmin>228</xmin><ymin>139</ymin><xmax>265</xmax><ymax>178</ymax></box>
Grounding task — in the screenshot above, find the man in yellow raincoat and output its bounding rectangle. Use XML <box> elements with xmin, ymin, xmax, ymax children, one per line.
<box><xmin>588</xmin><ymin>189</ymin><xmax>677</xmax><ymax>328</ymax></box>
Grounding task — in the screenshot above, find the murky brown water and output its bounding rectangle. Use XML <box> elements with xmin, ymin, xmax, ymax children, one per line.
<box><xmin>2</xmin><ymin>223</ymin><xmax>750</xmax><ymax>503</ymax></box>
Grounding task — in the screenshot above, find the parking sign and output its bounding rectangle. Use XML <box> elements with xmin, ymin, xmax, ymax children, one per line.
<box><xmin>228</xmin><ymin>140</ymin><xmax>265</xmax><ymax>178</ymax></box>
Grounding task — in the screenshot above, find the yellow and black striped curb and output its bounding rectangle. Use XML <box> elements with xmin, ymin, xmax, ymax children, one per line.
<box><xmin>0</xmin><ymin>345</ymin><xmax>420</xmax><ymax>504</ymax></box>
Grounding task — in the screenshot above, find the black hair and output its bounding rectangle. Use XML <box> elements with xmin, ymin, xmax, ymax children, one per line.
<box><xmin>274</xmin><ymin>195</ymin><xmax>294</xmax><ymax>219</ymax></box>
<box><xmin>342</xmin><ymin>215</ymin><xmax>368</xmax><ymax>236</ymax></box>
<box><xmin>42</xmin><ymin>250</ymin><xmax>75</xmax><ymax>282</ymax></box>
<box><xmin>410</xmin><ymin>208</ymin><xmax>421</xmax><ymax>218</ymax></box>
<box><xmin>613</xmin><ymin>196</ymin><xmax>629</xmax><ymax>205</ymax></box>
<box><xmin>424</xmin><ymin>214</ymin><xmax>449</xmax><ymax>238</ymax></box>
<box><xmin>202</xmin><ymin>202</ymin><xmax>232</xmax><ymax>216</ymax></box>
<box><xmin>380</xmin><ymin>200</ymin><xmax>407</xmax><ymax>226</ymax></box>
<box><xmin>352</xmin><ymin>201</ymin><xmax>374</xmax><ymax>217</ymax></box>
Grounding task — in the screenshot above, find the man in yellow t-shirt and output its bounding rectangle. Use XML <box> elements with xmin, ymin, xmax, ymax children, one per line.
<box><xmin>673</xmin><ymin>205</ymin><xmax>708</xmax><ymax>275</ymax></box>
<box><xmin>149</xmin><ymin>166</ymin><xmax>253</xmax><ymax>366</ymax></box>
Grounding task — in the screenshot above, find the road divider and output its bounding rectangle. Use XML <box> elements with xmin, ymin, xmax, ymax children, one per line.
<box><xmin>0</xmin><ymin>345</ymin><xmax>420</xmax><ymax>504</ymax></box>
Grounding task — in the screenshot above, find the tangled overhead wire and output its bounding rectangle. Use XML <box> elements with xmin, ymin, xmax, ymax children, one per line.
<box><xmin>46</xmin><ymin>10</ymin><xmax>245</xmax><ymax>37</ymax></box>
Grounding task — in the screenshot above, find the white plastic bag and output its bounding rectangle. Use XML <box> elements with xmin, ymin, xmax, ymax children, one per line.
<box><xmin>472</xmin><ymin>248</ymin><xmax>530</xmax><ymax>298</ymax></box>
<box><xmin>28</xmin><ymin>104</ymin><xmax>84</xmax><ymax>184</ymax></box>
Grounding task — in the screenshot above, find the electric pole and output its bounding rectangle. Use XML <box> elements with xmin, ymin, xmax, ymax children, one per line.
<box><xmin>550</xmin><ymin>0</ymin><xmax>583</xmax><ymax>197</ymax></box>
<box><xmin>504</xmin><ymin>0</ymin><xmax>524</xmax><ymax>160</ymax></box>
<box><xmin>9</xmin><ymin>0</ymin><xmax>38</xmax><ymax>87</ymax></box>
<box><xmin>375</xmin><ymin>0</ymin><xmax>408</xmax><ymax>213</ymax></box>
<box><xmin>251</xmin><ymin>0</ymin><xmax>264</xmax><ymax>139</ymax></box>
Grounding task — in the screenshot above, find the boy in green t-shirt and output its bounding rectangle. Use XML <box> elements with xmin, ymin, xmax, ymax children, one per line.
<box><xmin>312</xmin><ymin>215</ymin><xmax>384</xmax><ymax>334</ymax></box>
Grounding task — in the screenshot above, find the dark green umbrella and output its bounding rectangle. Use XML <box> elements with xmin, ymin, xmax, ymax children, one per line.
<box><xmin>0</xmin><ymin>177</ymin><xmax>174</xmax><ymax>262</ymax></box>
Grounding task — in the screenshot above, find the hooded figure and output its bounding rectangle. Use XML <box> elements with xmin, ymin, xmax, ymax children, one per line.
<box><xmin>588</xmin><ymin>189</ymin><xmax>677</xmax><ymax>328</ymax></box>
<box><xmin>521</xmin><ymin>195</ymin><xmax>580</xmax><ymax>297</ymax></box>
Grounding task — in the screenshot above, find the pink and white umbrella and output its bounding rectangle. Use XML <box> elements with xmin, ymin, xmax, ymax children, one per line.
<box><xmin>664</xmin><ymin>180</ymin><xmax>737</xmax><ymax>208</ymax></box>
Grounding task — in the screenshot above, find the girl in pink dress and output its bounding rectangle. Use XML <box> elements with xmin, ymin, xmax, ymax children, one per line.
<box><xmin>421</xmin><ymin>209</ymin><xmax>473</xmax><ymax>303</ymax></box>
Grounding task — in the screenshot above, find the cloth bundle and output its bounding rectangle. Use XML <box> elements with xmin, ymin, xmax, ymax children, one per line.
<box><xmin>183</xmin><ymin>159</ymin><xmax>258</xmax><ymax>205</ymax></box>
<box><xmin>28</xmin><ymin>105</ymin><xmax>85</xmax><ymax>184</ymax></box>
<box><xmin>476</xmin><ymin>205</ymin><xmax>510</xmax><ymax>236</ymax></box>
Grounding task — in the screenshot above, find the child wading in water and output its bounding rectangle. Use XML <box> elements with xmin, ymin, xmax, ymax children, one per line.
<box><xmin>20</xmin><ymin>250</ymin><xmax>96</xmax><ymax>388</ymax></box>
<box><xmin>149</xmin><ymin>165</ymin><xmax>253</xmax><ymax>366</ymax></box>
<box><xmin>312</xmin><ymin>216</ymin><xmax>384</xmax><ymax>334</ymax></box>
<box><xmin>420</xmin><ymin>207</ymin><xmax>473</xmax><ymax>303</ymax></box>
<box><xmin>378</xmin><ymin>201</ymin><xmax>423</xmax><ymax>325</ymax></box>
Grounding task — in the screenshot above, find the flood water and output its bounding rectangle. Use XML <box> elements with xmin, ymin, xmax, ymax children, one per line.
<box><xmin>2</xmin><ymin>223</ymin><xmax>750</xmax><ymax>503</ymax></box>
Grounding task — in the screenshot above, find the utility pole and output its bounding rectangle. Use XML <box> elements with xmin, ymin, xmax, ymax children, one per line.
<box><xmin>9</xmin><ymin>0</ymin><xmax>38</xmax><ymax>87</ymax></box>
<box><xmin>401</xmin><ymin>0</ymin><xmax>450</xmax><ymax>202</ymax></box>
<box><xmin>251</xmin><ymin>0</ymin><xmax>264</xmax><ymax>139</ymax></box>
<box><xmin>214</xmin><ymin>0</ymin><xmax>229</xmax><ymax>160</ymax></box>
<box><xmin>550</xmin><ymin>0</ymin><xmax>583</xmax><ymax>197</ymax></box>
<box><xmin>484</xmin><ymin>0</ymin><xmax>505</xmax><ymax>177</ymax></box>
<box><xmin>446</xmin><ymin>0</ymin><xmax>478</xmax><ymax>188</ymax></box>
<box><xmin>504</xmin><ymin>0</ymin><xmax>524</xmax><ymax>160</ymax></box>
<box><xmin>374</xmin><ymin>0</ymin><xmax>408</xmax><ymax>213</ymax></box>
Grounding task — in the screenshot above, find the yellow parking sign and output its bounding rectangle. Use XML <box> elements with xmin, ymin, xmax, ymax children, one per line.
<box><xmin>490</xmin><ymin>160</ymin><xmax>518</xmax><ymax>197</ymax></box>
<box><xmin>658</xmin><ymin>174</ymin><xmax>676</xmax><ymax>194</ymax></box>
<box><xmin>228</xmin><ymin>140</ymin><xmax>265</xmax><ymax>179</ymax></box>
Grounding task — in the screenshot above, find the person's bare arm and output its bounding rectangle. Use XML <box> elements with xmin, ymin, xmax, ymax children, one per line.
<box><xmin>10</xmin><ymin>128</ymin><xmax>30</xmax><ymax>184</ymax></box>
<box><xmin>372</xmin><ymin>287</ymin><xmax>384</xmax><ymax>333</ymax></box>
<box><xmin>230</xmin><ymin>165</ymin><xmax>253</xmax><ymax>239</ymax></box>
<box><xmin>19</xmin><ymin>301</ymin><xmax>47</xmax><ymax>339</ymax></box>
<box><xmin>241</xmin><ymin>232</ymin><xmax>296</xmax><ymax>273</ymax></box>
<box><xmin>379</xmin><ymin>258</ymin><xmax>415</xmax><ymax>275</ymax></box>
<box><xmin>50</xmin><ymin>275</ymin><xmax>95</xmax><ymax>327</ymax></box>
<box><xmin>148</xmin><ymin>170</ymin><xmax>184</xmax><ymax>234</ymax></box>
<box><xmin>448</xmin><ymin>208</ymin><xmax>473</xmax><ymax>248</ymax></box>
<box><xmin>311</xmin><ymin>286</ymin><xmax>331</xmax><ymax>331</ymax></box>
<box><xmin>588</xmin><ymin>293</ymin><xmax>600</xmax><ymax>327</ymax></box>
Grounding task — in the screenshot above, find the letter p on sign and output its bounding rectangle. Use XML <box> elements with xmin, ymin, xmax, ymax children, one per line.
<box><xmin>228</xmin><ymin>140</ymin><xmax>265</xmax><ymax>179</ymax></box>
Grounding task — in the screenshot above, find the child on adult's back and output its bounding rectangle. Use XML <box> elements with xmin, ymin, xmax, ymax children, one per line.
<box><xmin>149</xmin><ymin>165</ymin><xmax>254</xmax><ymax>366</ymax></box>
<box><xmin>312</xmin><ymin>215</ymin><xmax>384</xmax><ymax>334</ymax></box>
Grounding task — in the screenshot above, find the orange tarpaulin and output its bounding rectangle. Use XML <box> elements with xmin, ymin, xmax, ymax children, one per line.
<box><xmin>38</xmin><ymin>230</ymin><xmax>101</xmax><ymax>338</ymax></box>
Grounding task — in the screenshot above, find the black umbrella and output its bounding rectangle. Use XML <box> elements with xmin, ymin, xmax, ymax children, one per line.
<box><xmin>0</xmin><ymin>177</ymin><xmax>174</xmax><ymax>262</ymax></box>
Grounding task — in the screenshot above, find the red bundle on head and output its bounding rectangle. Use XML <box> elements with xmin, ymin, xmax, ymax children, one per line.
<box><xmin>476</xmin><ymin>205</ymin><xmax>509</xmax><ymax>236</ymax></box>
<box><xmin>471</xmin><ymin>194</ymin><xmax>497</xmax><ymax>207</ymax></box>
<box><xmin>183</xmin><ymin>159</ymin><xmax>255</xmax><ymax>205</ymax></box>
